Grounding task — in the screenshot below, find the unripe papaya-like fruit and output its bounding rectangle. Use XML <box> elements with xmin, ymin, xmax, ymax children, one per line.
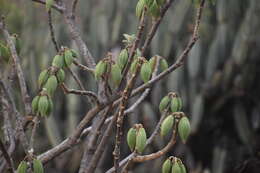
<box><xmin>17</xmin><ymin>161</ymin><xmax>28</xmax><ymax>173</ymax></box>
<box><xmin>162</xmin><ymin>159</ymin><xmax>172</xmax><ymax>173</ymax></box>
<box><xmin>171</xmin><ymin>161</ymin><xmax>182</xmax><ymax>173</ymax></box>
<box><xmin>160</xmin><ymin>58</ymin><xmax>168</xmax><ymax>72</ymax></box>
<box><xmin>56</xmin><ymin>69</ymin><xmax>65</xmax><ymax>83</ymax></box>
<box><xmin>38</xmin><ymin>69</ymin><xmax>49</xmax><ymax>87</ymax></box>
<box><xmin>95</xmin><ymin>60</ymin><xmax>107</xmax><ymax>80</ymax></box>
<box><xmin>136</xmin><ymin>0</ymin><xmax>145</xmax><ymax>19</ymax></box>
<box><xmin>32</xmin><ymin>95</ymin><xmax>40</xmax><ymax>114</ymax></box>
<box><xmin>140</xmin><ymin>62</ymin><xmax>152</xmax><ymax>83</ymax></box>
<box><xmin>33</xmin><ymin>159</ymin><xmax>44</xmax><ymax>173</ymax></box>
<box><xmin>149</xmin><ymin>0</ymin><xmax>160</xmax><ymax>18</ymax></box>
<box><xmin>161</xmin><ymin>115</ymin><xmax>174</xmax><ymax>137</ymax></box>
<box><xmin>44</xmin><ymin>75</ymin><xmax>58</xmax><ymax>96</ymax></box>
<box><xmin>159</xmin><ymin>96</ymin><xmax>170</xmax><ymax>112</ymax></box>
<box><xmin>135</xmin><ymin>127</ymin><xmax>147</xmax><ymax>153</ymax></box>
<box><xmin>38</xmin><ymin>95</ymin><xmax>49</xmax><ymax>116</ymax></box>
<box><xmin>118</xmin><ymin>49</ymin><xmax>129</xmax><ymax>70</ymax></box>
<box><xmin>64</xmin><ymin>49</ymin><xmax>74</xmax><ymax>67</ymax></box>
<box><xmin>111</xmin><ymin>64</ymin><xmax>122</xmax><ymax>87</ymax></box>
<box><xmin>127</xmin><ymin>127</ymin><xmax>137</xmax><ymax>151</ymax></box>
<box><xmin>178</xmin><ymin>117</ymin><xmax>191</xmax><ymax>144</ymax></box>
<box><xmin>52</xmin><ymin>54</ymin><xmax>64</xmax><ymax>68</ymax></box>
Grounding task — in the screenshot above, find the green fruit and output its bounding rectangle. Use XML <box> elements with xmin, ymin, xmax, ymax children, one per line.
<box><xmin>56</xmin><ymin>69</ymin><xmax>65</xmax><ymax>83</ymax></box>
<box><xmin>135</xmin><ymin>127</ymin><xmax>147</xmax><ymax>153</ymax></box>
<box><xmin>127</xmin><ymin>128</ymin><xmax>137</xmax><ymax>151</ymax></box>
<box><xmin>160</xmin><ymin>58</ymin><xmax>168</xmax><ymax>72</ymax></box>
<box><xmin>52</xmin><ymin>54</ymin><xmax>64</xmax><ymax>68</ymax></box>
<box><xmin>149</xmin><ymin>56</ymin><xmax>156</xmax><ymax>70</ymax></box>
<box><xmin>170</xmin><ymin>97</ymin><xmax>181</xmax><ymax>113</ymax></box>
<box><xmin>38</xmin><ymin>69</ymin><xmax>49</xmax><ymax>87</ymax></box>
<box><xmin>46</xmin><ymin>97</ymin><xmax>53</xmax><ymax>116</ymax></box>
<box><xmin>162</xmin><ymin>159</ymin><xmax>172</xmax><ymax>173</ymax></box>
<box><xmin>46</xmin><ymin>0</ymin><xmax>54</xmax><ymax>11</ymax></box>
<box><xmin>111</xmin><ymin>64</ymin><xmax>122</xmax><ymax>87</ymax></box>
<box><xmin>17</xmin><ymin>161</ymin><xmax>28</xmax><ymax>173</ymax></box>
<box><xmin>64</xmin><ymin>49</ymin><xmax>74</xmax><ymax>67</ymax></box>
<box><xmin>172</xmin><ymin>161</ymin><xmax>182</xmax><ymax>173</ymax></box>
<box><xmin>0</xmin><ymin>43</ymin><xmax>10</xmax><ymax>62</ymax></box>
<box><xmin>140</xmin><ymin>62</ymin><xmax>152</xmax><ymax>83</ymax></box>
<box><xmin>38</xmin><ymin>96</ymin><xmax>49</xmax><ymax>116</ymax></box>
<box><xmin>149</xmin><ymin>0</ymin><xmax>160</xmax><ymax>18</ymax></box>
<box><xmin>145</xmin><ymin>0</ymin><xmax>153</xmax><ymax>7</ymax></box>
<box><xmin>159</xmin><ymin>96</ymin><xmax>170</xmax><ymax>112</ymax></box>
<box><xmin>180</xmin><ymin>163</ymin><xmax>187</xmax><ymax>173</ymax></box>
<box><xmin>130</xmin><ymin>59</ymin><xmax>138</xmax><ymax>74</ymax></box>
<box><xmin>33</xmin><ymin>159</ymin><xmax>44</xmax><ymax>173</ymax></box>
<box><xmin>32</xmin><ymin>96</ymin><xmax>40</xmax><ymax>114</ymax></box>
<box><xmin>178</xmin><ymin>117</ymin><xmax>191</xmax><ymax>143</ymax></box>
<box><xmin>136</xmin><ymin>0</ymin><xmax>145</xmax><ymax>19</ymax></box>
<box><xmin>161</xmin><ymin>115</ymin><xmax>174</xmax><ymax>137</ymax></box>
<box><xmin>44</xmin><ymin>75</ymin><xmax>58</xmax><ymax>96</ymax></box>
<box><xmin>95</xmin><ymin>60</ymin><xmax>107</xmax><ymax>80</ymax></box>
<box><xmin>117</xmin><ymin>49</ymin><xmax>128</xmax><ymax>70</ymax></box>
<box><xmin>70</xmin><ymin>49</ymin><xmax>78</xmax><ymax>58</ymax></box>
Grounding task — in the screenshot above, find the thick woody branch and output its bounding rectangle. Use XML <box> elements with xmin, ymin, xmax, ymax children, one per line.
<box><xmin>0</xmin><ymin>139</ymin><xmax>15</xmax><ymax>173</ymax></box>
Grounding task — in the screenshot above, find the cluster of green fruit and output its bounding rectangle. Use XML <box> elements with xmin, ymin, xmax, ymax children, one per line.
<box><xmin>162</xmin><ymin>157</ymin><xmax>186</xmax><ymax>173</ymax></box>
<box><xmin>31</xmin><ymin>48</ymin><xmax>78</xmax><ymax>117</ymax></box>
<box><xmin>0</xmin><ymin>34</ymin><xmax>21</xmax><ymax>62</ymax></box>
<box><xmin>136</xmin><ymin>0</ymin><xmax>166</xmax><ymax>19</ymax></box>
<box><xmin>127</xmin><ymin>124</ymin><xmax>147</xmax><ymax>153</ymax></box>
<box><xmin>17</xmin><ymin>159</ymin><xmax>44</xmax><ymax>173</ymax></box>
<box><xmin>94</xmin><ymin>48</ymin><xmax>168</xmax><ymax>86</ymax></box>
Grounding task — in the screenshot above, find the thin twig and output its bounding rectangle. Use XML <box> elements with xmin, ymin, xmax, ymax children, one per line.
<box><xmin>118</xmin><ymin>9</ymin><xmax>147</xmax><ymax>90</ymax></box>
<box><xmin>141</xmin><ymin>0</ymin><xmax>175</xmax><ymax>56</ymax></box>
<box><xmin>79</xmin><ymin>105</ymin><xmax>113</xmax><ymax>173</ymax></box>
<box><xmin>73</xmin><ymin>59</ymin><xmax>95</xmax><ymax>72</ymax></box>
<box><xmin>29</xmin><ymin>116</ymin><xmax>39</xmax><ymax>151</ymax></box>
<box><xmin>67</xmin><ymin>67</ymin><xmax>85</xmax><ymax>90</ymax></box>
<box><xmin>72</xmin><ymin>0</ymin><xmax>79</xmax><ymax>18</ymax></box>
<box><xmin>0</xmin><ymin>17</ymin><xmax>32</xmax><ymax>116</ymax></box>
<box><xmin>31</xmin><ymin>0</ymin><xmax>65</xmax><ymax>12</ymax></box>
<box><xmin>0</xmin><ymin>139</ymin><xmax>15</xmax><ymax>173</ymax></box>
<box><xmin>48</xmin><ymin>10</ymin><xmax>59</xmax><ymax>52</ymax></box>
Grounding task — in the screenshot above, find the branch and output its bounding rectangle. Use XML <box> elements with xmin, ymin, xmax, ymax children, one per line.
<box><xmin>48</xmin><ymin>10</ymin><xmax>59</xmax><ymax>52</ymax></box>
<box><xmin>72</xmin><ymin>0</ymin><xmax>80</xmax><ymax>18</ymax></box>
<box><xmin>31</xmin><ymin>0</ymin><xmax>65</xmax><ymax>12</ymax></box>
<box><xmin>29</xmin><ymin>116</ymin><xmax>39</xmax><ymax>151</ymax></box>
<box><xmin>0</xmin><ymin>139</ymin><xmax>15</xmax><ymax>173</ymax></box>
<box><xmin>141</xmin><ymin>0</ymin><xmax>175</xmax><ymax>56</ymax></box>
<box><xmin>0</xmin><ymin>17</ymin><xmax>32</xmax><ymax>116</ymax></box>
<box><xmin>73</xmin><ymin>59</ymin><xmax>95</xmax><ymax>72</ymax></box>
<box><xmin>63</xmin><ymin>6</ymin><xmax>96</xmax><ymax>68</ymax></box>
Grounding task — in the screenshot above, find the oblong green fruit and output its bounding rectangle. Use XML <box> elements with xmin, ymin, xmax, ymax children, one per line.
<box><xmin>44</xmin><ymin>75</ymin><xmax>58</xmax><ymax>96</ymax></box>
<box><xmin>135</xmin><ymin>127</ymin><xmax>147</xmax><ymax>153</ymax></box>
<box><xmin>160</xmin><ymin>58</ymin><xmax>168</xmax><ymax>72</ymax></box>
<box><xmin>32</xmin><ymin>96</ymin><xmax>40</xmax><ymax>114</ymax></box>
<box><xmin>33</xmin><ymin>159</ymin><xmax>44</xmax><ymax>173</ymax></box>
<box><xmin>38</xmin><ymin>69</ymin><xmax>49</xmax><ymax>87</ymax></box>
<box><xmin>46</xmin><ymin>97</ymin><xmax>53</xmax><ymax>116</ymax></box>
<box><xmin>180</xmin><ymin>163</ymin><xmax>187</xmax><ymax>173</ymax></box>
<box><xmin>140</xmin><ymin>62</ymin><xmax>152</xmax><ymax>83</ymax></box>
<box><xmin>159</xmin><ymin>96</ymin><xmax>170</xmax><ymax>112</ymax></box>
<box><xmin>178</xmin><ymin>117</ymin><xmax>191</xmax><ymax>143</ymax></box>
<box><xmin>145</xmin><ymin>0</ymin><xmax>153</xmax><ymax>7</ymax></box>
<box><xmin>64</xmin><ymin>49</ymin><xmax>74</xmax><ymax>67</ymax></box>
<box><xmin>38</xmin><ymin>95</ymin><xmax>49</xmax><ymax>116</ymax></box>
<box><xmin>136</xmin><ymin>0</ymin><xmax>145</xmax><ymax>19</ymax></box>
<box><xmin>127</xmin><ymin>128</ymin><xmax>137</xmax><ymax>151</ymax></box>
<box><xmin>56</xmin><ymin>69</ymin><xmax>65</xmax><ymax>83</ymax></box>
<box><xmin>161</xmin><ymin>115</ymin><xmax>174</xmax><ymax>137</ymax></box>
<box><xmin>0</xmin><ymin>43</ymin><xmax>10</xmax><ymax>62</ymax></box>
<box><xmin>70</xmin><ymin>49</ymin><xmax>78</xmax><ymax>58</ymax></box>
<box><xmin>95</xmin><ymin>60</ymin><xmax>107</xmax><ymax>80</ymax></box>
<box><xmin>17</xmin><ymin>161</ymin><xmax>28</xmax><ymax>173</ymax></box>
<box><xmin>162</xmin><ymin>159</ymin><xmax>172</xmax><ymax>173</ymax></box>
<box><xmin>46</xmin><ymin>0</ymin><xmax>54</xmax><ymax>11</ymax></box>
<box><xmin>117</xmin><ymin>49</ymin><xmax>128</xmax><ymax>70</ymax></box>
<box><xmin>170</xmin><ymin>97</ymin><xmax>180</xmax><ymax>113</ymax></box>
<box><xmin>111</xmin><ymin>64</ymin><xmax>122</xmax><ymax>86</ymax></box>
<box><xmin>130</xmin><ymin>59</ymin><xmax>139</xmax><ymax>74</ymax></box>
<box><xmin>149</xmin><ymin>0</ymin><xmax>160</xmax><ymax>18</ymax></box>
<box><xmin>172</xmin><ymin>162</ymin><xmax>182</xmax><ymax>173</ymax></box>
<box><xmin>52</xmin><ymin>54</ymin><xmax>64</xmax><ymax>68</ymax></box>
<box><xmin>149</xmin><ymin>56</ymin><xmax>156</xmax><ymax>70</ymax></box>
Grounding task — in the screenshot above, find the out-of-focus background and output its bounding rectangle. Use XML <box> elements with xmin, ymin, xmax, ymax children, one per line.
<box><xmin>0</xmin><ymin>0</ymin><xmax>260</xmax><ymax>172</ymax></box>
